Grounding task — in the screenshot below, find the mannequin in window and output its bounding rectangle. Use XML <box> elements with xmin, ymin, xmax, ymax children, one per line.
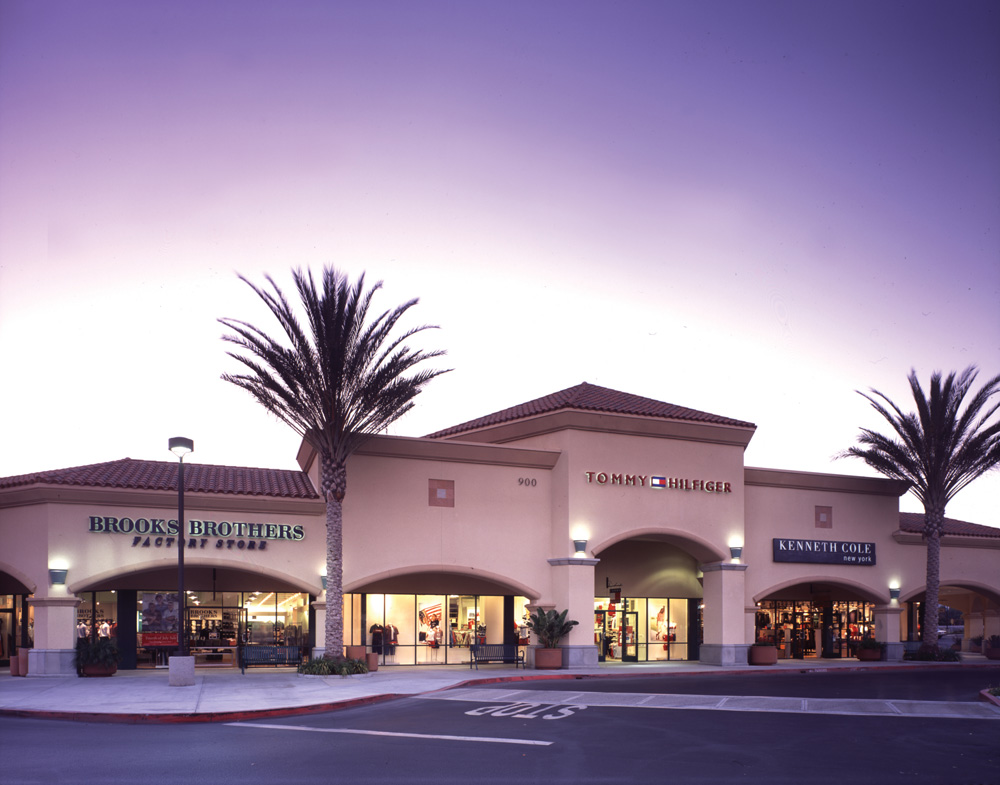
<box><xmin>428</xmin><ymin>620</ymin><xmax>442</xmax><ymax>662</ymax></box>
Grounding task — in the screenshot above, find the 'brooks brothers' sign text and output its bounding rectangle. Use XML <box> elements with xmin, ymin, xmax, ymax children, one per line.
<box><xmin>772</xmin><ymin>538</ymin><xmax>876</xmax><ymax>565</ymax></box>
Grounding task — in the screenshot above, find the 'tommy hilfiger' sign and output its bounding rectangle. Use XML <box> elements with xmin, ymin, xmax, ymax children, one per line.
<box><xmin>584</xmin><ymin>472</ymin><xmax>732</xmax><ymax>494</ymax></box>
<box><xmin>772</xmin><ymin>538</ymin><xmax>876</xmax><ymax>565</ymax></box>
<box><xmin>87</xmin><ymin>515</ymin><xmax>305</xmax><ymax>551</ymax></box>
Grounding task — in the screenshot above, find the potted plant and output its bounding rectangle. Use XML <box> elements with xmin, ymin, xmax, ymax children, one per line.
<box><xmin>748</xmin><ymin>641</ymin><xmax>777</xmax><ymax>666</ymax></box>
<box><xmin>857</xmin><ymin>637</ymin><xmax>885</xmax><ymax>662</ymax></box>
<box><xmin>984</xmin><ymin>635</ymin><xmax>1000</xmax><ymax>660</ymax></box>
<box><xmin>969</xmin><ymin>635</ymin><xmax>983</xmax><ymax>653</ymax></box>
<box><xmin>526</xmin><ymin>608</ymin><xmax>578</xmax><ymax>669</ymax></box>
<box><xmin>75</xmin><ymin>638</ymin><xmax>120</xmax><ymax>677</ymax></box>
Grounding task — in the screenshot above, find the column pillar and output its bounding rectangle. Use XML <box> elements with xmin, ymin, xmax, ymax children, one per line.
<box><xmin>540</xmin><ymin>556</ymin><xmax>600</xmax><ymax>668</ymax></box>
<box><xmin>26</xmin><ymin>594</ymin><xmax>81</xmax><ymax>676</ymax></box>
<box><xmin>873</xmin><ymin>603</ymin><xmax>904</xmax><ymax>661</ymax></box>
<box><xmin>311</xmin><ymin>596</ymin><xmax>327</xmax><ymax>659</ymax></box>
<box><xmin>700</xmin><ymin>561</ymin><xmax>748</xmax><ymax>666</ymax></box>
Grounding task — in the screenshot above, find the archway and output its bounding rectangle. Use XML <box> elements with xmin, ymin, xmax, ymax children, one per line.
<box><xmin>591</xmin><ymin>532</ymin><xmax>712</xmax><ymax>663</ymax></box>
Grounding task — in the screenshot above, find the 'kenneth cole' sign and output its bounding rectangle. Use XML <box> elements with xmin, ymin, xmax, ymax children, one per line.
<box><xmin>773</xmin><ymin>538</ymin><xmax>876</xmax><ymax>566</ymax></box>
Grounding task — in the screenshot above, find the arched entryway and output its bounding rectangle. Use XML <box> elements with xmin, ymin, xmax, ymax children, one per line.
<box><xmin>591</xmin><ymin>532</ymin><xmax>719</xmax><ymax>663</ymax></box>
<box><xmin>70</xmin><ymin>562</ymin><xmax>318</xmax><ymax>670</ymax></box>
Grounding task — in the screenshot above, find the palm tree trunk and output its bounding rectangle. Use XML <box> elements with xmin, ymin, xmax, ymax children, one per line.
<box><xmin>922</xmin><ymin>504</ymin><xmax>944</xmax><ymax>648</ymax></box>
<box><xmin>321</xmin><ymin>454</ymin><xmax>346</xmax><ymax>656</ymax></box>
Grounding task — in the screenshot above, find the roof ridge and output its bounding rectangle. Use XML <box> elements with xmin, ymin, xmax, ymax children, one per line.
<box><xmin>426</xmin><ymin>381</ymin><xmax>755</xmax><ymax>439</ymax></box>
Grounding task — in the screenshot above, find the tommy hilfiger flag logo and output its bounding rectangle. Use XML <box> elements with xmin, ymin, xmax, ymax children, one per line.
<box><xmin>651</xmin><ymin>476</ymin><xmax>667</xmax><ymax>489</ymax></box>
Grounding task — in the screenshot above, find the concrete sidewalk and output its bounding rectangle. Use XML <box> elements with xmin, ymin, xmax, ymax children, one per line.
<box><xmin>2</xmin><ymin>656</ymin><xmax>998</xmax><ymax>724</ymax></box>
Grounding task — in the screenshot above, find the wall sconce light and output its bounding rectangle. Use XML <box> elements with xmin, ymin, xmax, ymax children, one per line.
<box><xmin>321</xmin><ymin>575</ymin><xmax>327</xmax><ymax>590</ymax></box>
<box><xmin>49</xmin><ymin>568</ymin><xmax>68</xmax><ymax>585</ymax></box>
<box><xmin>889</xmin><ymin>585</ymin><xmax>900</xmax><ymax>601</ymax></box>
<box><xmin>573</xmin><ymin>539</ymin><xmax>588</xmax><ymax>556</ymax></box>
<box><xmin>729</xmin><ymin>545</ymin><xmax>743</xmax><ymax>561</ymax></box>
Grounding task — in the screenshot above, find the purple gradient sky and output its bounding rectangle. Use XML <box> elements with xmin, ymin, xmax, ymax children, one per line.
<box><xmin>1</xmin><ymin>2</ymin><xmax>998</xmax><ymax>526</ymax></box>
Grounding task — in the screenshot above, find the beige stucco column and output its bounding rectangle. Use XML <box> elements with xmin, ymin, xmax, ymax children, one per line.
<box><xmin>700</xmin><ymin>561</ymin><xmax>748</xmax><ymax>666</ymax></box>
<box><xmin>873</xmin><ymin>603</ymin><xmax>904</xmax><ymax>661</ymax></box>
<box><xmin>542</xmin><ymin>556</ymin><xmax>600</xmax><ymax>668</ymax></box>
<box><xmin>311</xmin><ymin>594</ymin><xmax>327</xmax><ymax>659</ymax></box>
<box><xmin>26</xmin><ymin>592</ymin><xmax>81</xmax><ymax>676</ymax></box>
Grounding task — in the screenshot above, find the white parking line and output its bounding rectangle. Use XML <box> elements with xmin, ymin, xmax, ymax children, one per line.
<box><xmin>225</xmin><ymin>721</ymin><xmax>553</xmax><ymax>746</ymax></box>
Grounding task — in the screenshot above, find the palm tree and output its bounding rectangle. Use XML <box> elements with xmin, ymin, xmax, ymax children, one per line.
<box><xmin>220</xmin><ymin>267</ymin><xmax>447</xmax><ymax>656</ymax></box>
<box><xmin>843</xmin><ymin>366</ymin><xmax>1000</xmax><ymax>647</ymax></box>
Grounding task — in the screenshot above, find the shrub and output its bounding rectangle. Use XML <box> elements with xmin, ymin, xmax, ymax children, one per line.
<box><xmin>858</xmin><ymin>637</ymin><xmax>885</xmax><ymax>651</ymax></box>
<box><xmin>913</xmin><ymin>644</ymin><xmax>961</xmax><ymax>662</ymax></box>
<box><xmin>75</xmin><ymin>638</ymin><xmax>120</xmax><ymax>669</ymax></box>
<box><xmin>297</xmin><ymin>656</ymin><xmax>368</xmax><ymax>676</ymax></box>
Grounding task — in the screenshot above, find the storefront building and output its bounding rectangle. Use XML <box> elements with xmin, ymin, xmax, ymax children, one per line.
<box><xmin>2</xmin><ymin>383</ymin><xmax>998</xmax><ymax>675</ymax></box>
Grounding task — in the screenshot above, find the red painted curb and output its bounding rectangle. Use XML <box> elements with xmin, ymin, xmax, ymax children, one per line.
<box><xmin>979</xmin><ymin>689</ymin><xmax>1000</xmax><ymax>709</ymax></box>
<box><xmin>0</xmin><ymin>693</ymin><xmax>402</xmax><ymax>725</ymax></box>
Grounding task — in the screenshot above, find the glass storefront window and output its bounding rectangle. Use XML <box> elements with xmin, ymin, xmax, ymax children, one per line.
<box><xmin>344</xmin><ymin>593</ymin><xmax>527</xmax><ymax>665</ymax></box>
<box><xmin>755</xmin><ymin>599</ymin><xmax>874</xmax><ymax>660</ymax></box>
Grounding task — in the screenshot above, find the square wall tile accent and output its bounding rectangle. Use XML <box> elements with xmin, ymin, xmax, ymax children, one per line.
<box><xmin>429</xmin><ymin>479</ymin><xmax>455</xmax><ymax>508</ymax></box>
<box><xmin>815</xmin><ymin>506</ymin><xmax>833</xmax><ymax>529</ymax></box>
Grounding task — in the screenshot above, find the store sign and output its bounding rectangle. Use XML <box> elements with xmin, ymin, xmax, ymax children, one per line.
<box><xmin>585</xmin><ymin>471</ymin><xmax>731</xmax><ymax>494</ymax></box>
<box><xmin>87</xmin><ymin>515</ymin><xmax>305</xmax><ymax>551</ymax></box>
<box><xmin>772</xmin><ymin>538</ymin><xmax>876</xmax><ymax>565</ymax></box>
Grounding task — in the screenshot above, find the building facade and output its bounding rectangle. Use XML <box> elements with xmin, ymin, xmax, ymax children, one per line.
<box><xmin>2</xmin><ymin>383</ymin><xmax>998</xmax><ymax>675</ymax></box>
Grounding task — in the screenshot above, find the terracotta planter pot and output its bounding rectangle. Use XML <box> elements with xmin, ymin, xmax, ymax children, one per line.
<box><xmin>345</xmin><ymin>645</ymin><xmax>366</xmax><ymax>661</ymax></box>
<box><xmin>9</xmin><ymin>653</ymin><xmax>20</xmax><ymax>677</ymax></box>
<box><xmin>857</xmin><ymin>648</ymin><xmax>882</xmax><ymax>661</ymax></box>
<box><xmin>534</xmin><ymin>647</ymin><xmax>563</xmax><ymax>669</ymax></box>
<box><xmin>81</xmin><ymin>663</ymin><xmax>117</xmax><ymax>677</ymax></box>
<box><xmin>365</xmin><ymin>652</ymin><xmax>379</xmax><ymax>672</ymax></box>
<box><xmin>18</xmin><ymin>649</ymin><xmax>28</xmax><ymax>676</ymax></box>
<box><xmin>985</xmin><ymin>648</ymin><xmax>1000</xmax><ymax>661</ymax></box>
<box><xmin>748</xmin><ymin>646</ymin><xmax>777</xmax><ymax>666</ymax></box>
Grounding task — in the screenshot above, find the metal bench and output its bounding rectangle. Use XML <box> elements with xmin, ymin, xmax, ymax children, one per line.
<box><xmin>469</xmin><ymin>643</ymin><xmax>524</xmax><ymax>669</ymax></box>
<box><xmin>240</xmin><ymin>645</ymin><xmax>302</xmax><ymax>673</ymax></box>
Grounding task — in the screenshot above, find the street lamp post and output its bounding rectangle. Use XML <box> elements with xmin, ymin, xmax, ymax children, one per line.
<box><xmin>169</xmin><ymin>437</ymin><xmax>193</xmax><ymax>658</ymax></box>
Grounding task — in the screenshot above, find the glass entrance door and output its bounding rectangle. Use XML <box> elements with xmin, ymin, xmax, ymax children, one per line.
<box><xmin>622</xmin><ymin>611</ymin><xmax>638</xmax><ymax>662</ymax></box>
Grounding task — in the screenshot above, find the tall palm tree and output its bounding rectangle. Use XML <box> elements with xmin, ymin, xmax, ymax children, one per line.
<box><xmin>220</xmin><ymin>267</ymin><xmax>447</xmax><ymax>656</ymax></box>
<box><xmin>843</xmin><ymin>366</ymin><xmax>1000</xmax><ymax>647</ymax></box>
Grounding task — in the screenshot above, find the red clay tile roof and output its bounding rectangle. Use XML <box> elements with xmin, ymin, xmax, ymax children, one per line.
<box><xmin>0</xmin><ymin>458</ymin><xmax>319</xmax><ymax>499</ymax></box>
<box><xmin>426</xmin><ymin>382</ymin><xmax>756</xmax><ymax>439</ymax></box>
<box><xmin>899</xmin><ymin>512</ymin><xmax>1000</xmax><ymax>538</ymax></box>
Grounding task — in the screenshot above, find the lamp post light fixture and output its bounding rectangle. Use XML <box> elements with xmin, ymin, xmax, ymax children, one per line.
<box><xmin>169</xmin><ymin>437</ymin><xmax>193</xmax><ymax>657</ymax></box>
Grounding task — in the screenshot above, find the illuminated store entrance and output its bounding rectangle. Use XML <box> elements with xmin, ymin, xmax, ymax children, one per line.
<box><xmin>593</xmin><ymin>536</ymin><xmax>706</xmax><ymax>663</ymax></box>
<box><xmin>595</xmin><ymin>597</ymin><xmax>701</xmax><ymax>662</ymax></box>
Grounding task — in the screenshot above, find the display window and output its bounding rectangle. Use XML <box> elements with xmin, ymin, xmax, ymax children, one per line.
<box><xmin>346</xmin><ymin>593</ymin><xmax>528</xmax><ymax>666</ymax></box>
<box><xmin>0</xmin><ymin>594</ymin><xmax>29</xmax><ymax>663</ymax></box>
<box><xmin>131</xmin><ymin>589</ymin><xmax>310</xmax><ymax>668</ymax></box>
<box><xmin>754</xmin><ymin>599</ymin><xmax>874</xmax><ymax>659</ymax></box>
